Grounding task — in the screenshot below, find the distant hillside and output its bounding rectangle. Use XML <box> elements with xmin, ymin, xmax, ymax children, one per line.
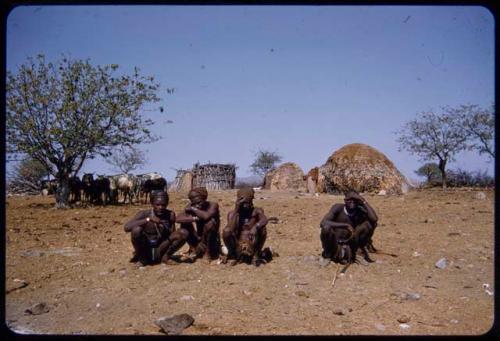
<box><xmin>235</xmin><ymin>175</ymin><xmax>263</xmax><ymax>188</ymax></box>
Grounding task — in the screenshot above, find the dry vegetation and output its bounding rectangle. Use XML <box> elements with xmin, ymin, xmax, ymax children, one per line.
<box><xmin>5</xmin><ymin>188</ymin><xmax>494</xmax><ymax>335</ymax></box>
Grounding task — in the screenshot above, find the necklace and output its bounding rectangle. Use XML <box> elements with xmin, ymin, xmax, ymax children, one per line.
<box><xmin>344</xmin><ymin>206</ymin><xmax>355</xmax><ymax>217</ymax></box>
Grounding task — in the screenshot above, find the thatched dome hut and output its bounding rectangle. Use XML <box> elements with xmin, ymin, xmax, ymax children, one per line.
<box><xmin>192</xmin><ymin>163</ymin><xmax>236</xmax><ymax>190</ymax></box>
<box><xmin>320</xmin><ymin>143</ymin><xmax>409</xmax><ymax>195</ymax></box>
<box><xmin>168</xmin><ymin>170</ymin><xmax>193</xmax><ymax>193</ymax></box>
<box><xmin>305</xmin><ymin>167</ymin><xmax>326</xmax><ymax>194</ymax></box>
<box><xmin>263</xmin><ymin>162</ymin><xmax>306</xmax><ymax>191</ymax></box>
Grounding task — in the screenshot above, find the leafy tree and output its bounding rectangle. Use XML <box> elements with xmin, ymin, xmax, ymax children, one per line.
<box><xmin>7</xmin><ymin>54</ymin><xmax>162</xmax><ymax>208</ymax></box>
<box><xmin>414</xmin><ymin>162</ymin><xmax>442</xmax><ymax>186</ymax></box>
<box><xmin>7</xmin><ymin>157</ymin><xmax>51</xmax><ymax>194</ymax></box>
<box><xmin>250</xmin><ymin>149</ymin><xmax>282</xmax><ymax>177</ymax></box>
<box><xmin>449</xmin><ymin>104</ymin><xmax>495</xmax><ymax>159</ymax></box>
<box><xmin>396</xmin><ymin>108</ymin><xmax>468</xmax><ymax>188</ymax></box>
<box><xmin>105</xmin><ymin>145</ymin><xmax>148</xmax><ymax>174</ymax></box>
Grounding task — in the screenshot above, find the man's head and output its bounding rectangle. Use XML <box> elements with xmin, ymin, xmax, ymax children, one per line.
<box><xmin>150</xmin><ymin>190</ymin><xmax>169</xmax><ymax>215</ymax></box>
<box><xmin>236</xmin><ymin>187</ymin><xmax>255</xmax><ymax>211</ymax></box>
<box><xmin>344</xmin><ymin>190</ymin><xmax>360</xmax><ymax>210</ymax></box>
<box><xmin>188</xmin><ymin>187</ymin><xmax>208</xmax><ymax>208</ymax></box>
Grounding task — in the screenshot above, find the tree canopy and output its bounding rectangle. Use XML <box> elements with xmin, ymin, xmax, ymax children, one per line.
<box><xmin>414</xmin><ymin>162</ymin><xmax>442</xmax><ymax>186</ymax></box>
<box><xmin>396</xmin><ymin>107</ymin><xmax>468</xmax><ymax>188</ymax></box>
<box><xmin>7</xmin><ymin>157</ymin><xmax>50</xmax><ymax>194</ymax></box>
<box><xmin>105</xmin><ymin>145</ymin><xmax>148</xmax><ymax>174</ymax></box>
<box><xmin>250</xmin><ymin>149</ymin><xmax>282</xmax><ymax>177</ymax></box>
<box><xmin>449</xmin><ymin>104</ymin><xmax>495</xmax><ymax>159</ymax></box>
<box><xmin>6</xmin><ymin>54</ymin><xmax>163</xmax><ymax>207</ymax></box>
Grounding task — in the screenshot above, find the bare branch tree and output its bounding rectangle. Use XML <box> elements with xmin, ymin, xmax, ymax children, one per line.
<box><xmin>449</xmin><ymin>104</ymin><xmax>495</xmax><ymax>159</ymax></box>
<box><xmin>105</xmin><ymin>146</ymin><xmax>148</xmax><ymax>174</ymax></box>
<box><xmin>7</xmin><ymin>157</ymin><xmax>51</xmax><ymax>194</ymax></box>
<box><xmin>396</xmin><ymin>108</ymin><xmax>468</xmax><ymax>188</ymax></box>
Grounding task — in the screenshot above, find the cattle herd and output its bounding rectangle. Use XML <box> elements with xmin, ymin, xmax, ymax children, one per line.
<box><xmin>40</xmin><ymin>172</ymin><xmax>168</xmax><ymax>205</ymax></box>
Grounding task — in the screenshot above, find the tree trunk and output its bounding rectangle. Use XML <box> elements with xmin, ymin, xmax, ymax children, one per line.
<box><xmin>55</xmin><ymin>176</ymin><xmax>71</xmax><ymax>209</ymax></box>
<box><xmin>438</xmin><ymin>159</ymin><xmax>447</xmax><ymax>189</ymax></box>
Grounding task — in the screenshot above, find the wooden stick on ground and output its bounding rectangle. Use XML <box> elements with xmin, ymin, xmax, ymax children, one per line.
<box><xmin>331</xmin><ymin>263</ymin><xmax>340</xmax><ymax>287</ymax></box>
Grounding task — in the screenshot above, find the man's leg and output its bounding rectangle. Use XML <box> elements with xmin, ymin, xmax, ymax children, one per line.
<box><xmin>255</xmin><ymin>226</ymin><xmax>267</xmax><ymax>257</ymax></box>
<box><xmin>159</xmin><ymin>229</ymin><xmax>189</xmax><ymax>264</ymax></box>
<box><xmin>354</xmin><ymin>221</ymin><xmax>375</xmax><ymax>262</ymax></box>
<box><xmin>222</xmin><ymin>226</ymin><xmax>238</xmax><ymax>262</ymax></box>
<box><xmin>130</xmin><ymin>226</ymin><xmax>148</xmax><ymax>265</ymax></box>
<box><xmin>201</xmin><ymin>220</ymin><xmax>221</xmax><ymax>259</ymax></box>
<box><xmin>320</xmin><ymin>226</ymin><xmax>336</xmax><ymax>259</ymax></box>
<box><xmin>179</xmin><ymin>222</ymin><xmax>201</xmax><ymax>251</ymax></box>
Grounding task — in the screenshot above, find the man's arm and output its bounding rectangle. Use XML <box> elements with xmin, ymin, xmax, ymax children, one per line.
<box><xmin>124</xmin><ymin>210</ymin><xmax>149</xmax><ymax>232</ymax></box>
<box><xmin>251</xmin><ymin>208</ymin><xmax>268</xmax><ymax>232</ymax></box>
<box><xmin>351</xmin><ymin>193</ymin><xmax>378</xmax><ymax>224</ymax></box>
<box><xmin>190</xmin><ymin>202</ymin><xmax>219</xmax><ymax>222</ymax></box>
<box><xmin>225</xmin><ymin>210</ymin><xmax>238</xmax><ymax>232</ymax></box>
<box><xmin>175</xmin><ymin>211</ymin><xmax>198</xmax><ymax>224</ymax></box>
<box><xmin>320</xmin><ymin>204</ymin><xmax>351</xmax><ymax>230</ymax></box>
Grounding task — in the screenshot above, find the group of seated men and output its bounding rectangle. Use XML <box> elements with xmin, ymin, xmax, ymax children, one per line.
<box><xmin>124</xmin><ymin>186</ymin><xmax>378</xmax><ymax>267</ymax></box>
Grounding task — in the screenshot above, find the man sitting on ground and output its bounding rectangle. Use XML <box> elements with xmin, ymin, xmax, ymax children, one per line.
<box><xmin>222</xmin><ymin>187</ymin><xmax>269</xmax><ymax>265</ymax></box>
<box><xmin>175</xmin><ymin>187</ymin><xmax>221</xmax><ymax>262</ymax></box>
<box><xmin>124</xmin><ymin>190</ymin><xmax>186</xmax><ymax>266</ymax></box>
<box><xmin>319</xmin><ymin>190</ymin><xmax>378</xmax><ymax>264</ymax></box>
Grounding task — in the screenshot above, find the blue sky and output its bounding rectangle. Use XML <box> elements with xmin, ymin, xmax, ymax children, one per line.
<box><xmin>6</xmin><ymin>5</ymin><xmax>495</xmax><ymax>182</ymax></box>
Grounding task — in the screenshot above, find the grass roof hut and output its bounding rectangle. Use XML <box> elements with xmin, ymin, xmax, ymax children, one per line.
<box><xmin>192</xmin><ymin>163</ymin><xmax>236</xmax><ymax>190</ymax></box>
<box><xmin>263</xmin><ymin>162</ymin><xmax>306</xmax><ymax>191</ymax></box>
<box><xmin>168</xmin><ymin>169</ymin><xmax>193</xmax><ymax>193</ymax></box>
<box><xmin>319</xmin><ymin>143</ymin><xmax>410</xmax><ymax>195</ymax></box>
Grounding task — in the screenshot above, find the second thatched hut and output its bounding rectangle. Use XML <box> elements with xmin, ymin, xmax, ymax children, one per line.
<box><xmin>318</xmin><ymin>143</ymin><xmax>410</xmax><ymax>195</ymax></box>
<box><xmin>263</xmin><ymin>162</ymin><xmax>306</xmax><ymax>191</ymax></box>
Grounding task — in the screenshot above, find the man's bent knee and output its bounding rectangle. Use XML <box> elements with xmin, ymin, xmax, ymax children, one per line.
<box><xmin>131</xmin><ymin>226</ymin><xmax>143</xmax><ymax>239</ymax></box>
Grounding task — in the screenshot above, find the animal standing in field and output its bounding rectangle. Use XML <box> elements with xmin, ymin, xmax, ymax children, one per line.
<box><xmin>136</xmin><ymin>172</ymin><xmax>164</xmax><ymax>203</ymax></box>
<box><xmin>116</xmin><ymin>174</ymin><xmax>138</xmax><ymax>204</ymax></box>
<box><xmin>40</xmin><ymin>179</ymin><xmax>58</xmax><ymax>196</ymax></box>
<box><xmin>68</xmin><ymin>176</ymin><xmax>83</xmax><ymax>203</ymax></box>
<box><xmin>141</xmin><ymin>177</ymin><xmax>168</xmax><ymax>204</ymax></box>
<box><xmin>81</xmin><ymin>173</ymin><xmax>111</xmax><ymax>205</ymax></box>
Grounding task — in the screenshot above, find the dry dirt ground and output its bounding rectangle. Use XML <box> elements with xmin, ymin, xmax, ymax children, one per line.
<box><xmin>4</xmin><ymin>188</ymin><xmax>495</xmax><ymax>336</ymax></box>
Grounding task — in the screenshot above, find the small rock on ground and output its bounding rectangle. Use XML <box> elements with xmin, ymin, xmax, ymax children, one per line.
<box><xmin>155</xmin><ymin>314</ymin><xmax>195</xmax><ymax>335</ymax></box>
<box><xmin>435</xmin><ymin>258</ymin><xmax>447</xmax><ymax>269</ymax></box>
<box><xmin>24</xmin><ymin>302</ymin><xmax>49</xmax><ymax>315</ymax></box>
<box><xmin>397</xmin><ymin>314</ymin><xmax>411</xmax><ymax>323</ymax></box>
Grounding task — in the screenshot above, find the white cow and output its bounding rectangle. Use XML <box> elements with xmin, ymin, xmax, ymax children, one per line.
<box><xmin>116</xmin><ymin>174</ymin><xmax>138</xmax><ymax>204</ymax></box>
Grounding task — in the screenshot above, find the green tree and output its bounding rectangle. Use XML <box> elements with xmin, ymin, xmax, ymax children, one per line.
<box><xmin>396</xmin><ymin>108</ymin><xmax>468</xmax><ymax>189</ymax></box>
<box><xmin>414</xmin><ymin>162</ymin><xmax>442</xmax><ymax>186</ymax></box>
<box><xmin>250</xmin><ymin>149</ymin><xmax>282</xmax><ymax>177</ymax></box>
<box><xmin>105</xmin><ymin>145</ymin><xmax>148</xmax><ymax>174</ymax></box>
<box><xmin>7</xmin><ymin>54</ymin><xmax>163</xmax><ymax>208</ymax></box>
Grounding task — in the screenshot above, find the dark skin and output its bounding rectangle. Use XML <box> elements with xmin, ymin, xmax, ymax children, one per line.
<box><xmin>124</xmin><ymin>196</ymin><xmax>187</xmax><ymax>265</ymax></box>
<box><xmin>222</xmin><ymin>196</ymin><xmax>268</xmax><ymax>264</ymax></box>
<box><xmin>175</xmin><ymin>193</ymin><xmax>221</xmax><ymax>260</ymax></box>
<box><xmin>320</xmin><ymin>192</ymin><xmax>378</xmax><ymax>263</ymax></box>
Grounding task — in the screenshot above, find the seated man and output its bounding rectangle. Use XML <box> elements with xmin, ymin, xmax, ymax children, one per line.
<box><xmin>124</xmin><ymin>190</ymin><xmax>186</xmax><ymax>266</ymax></box>
<box><xmin>175</xmin><ymin>187</ymin><xmax>221</xmax><ymax>261</ymax></box>
<box><xmin>320</xmin><ymin>190</ymin><xmax>378</xmax><ymax>264</ymax></box>
<box><xmin>222</xmin><ymin>187</ymin><xmax>269</xmax><ymax>265</ymax></box>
